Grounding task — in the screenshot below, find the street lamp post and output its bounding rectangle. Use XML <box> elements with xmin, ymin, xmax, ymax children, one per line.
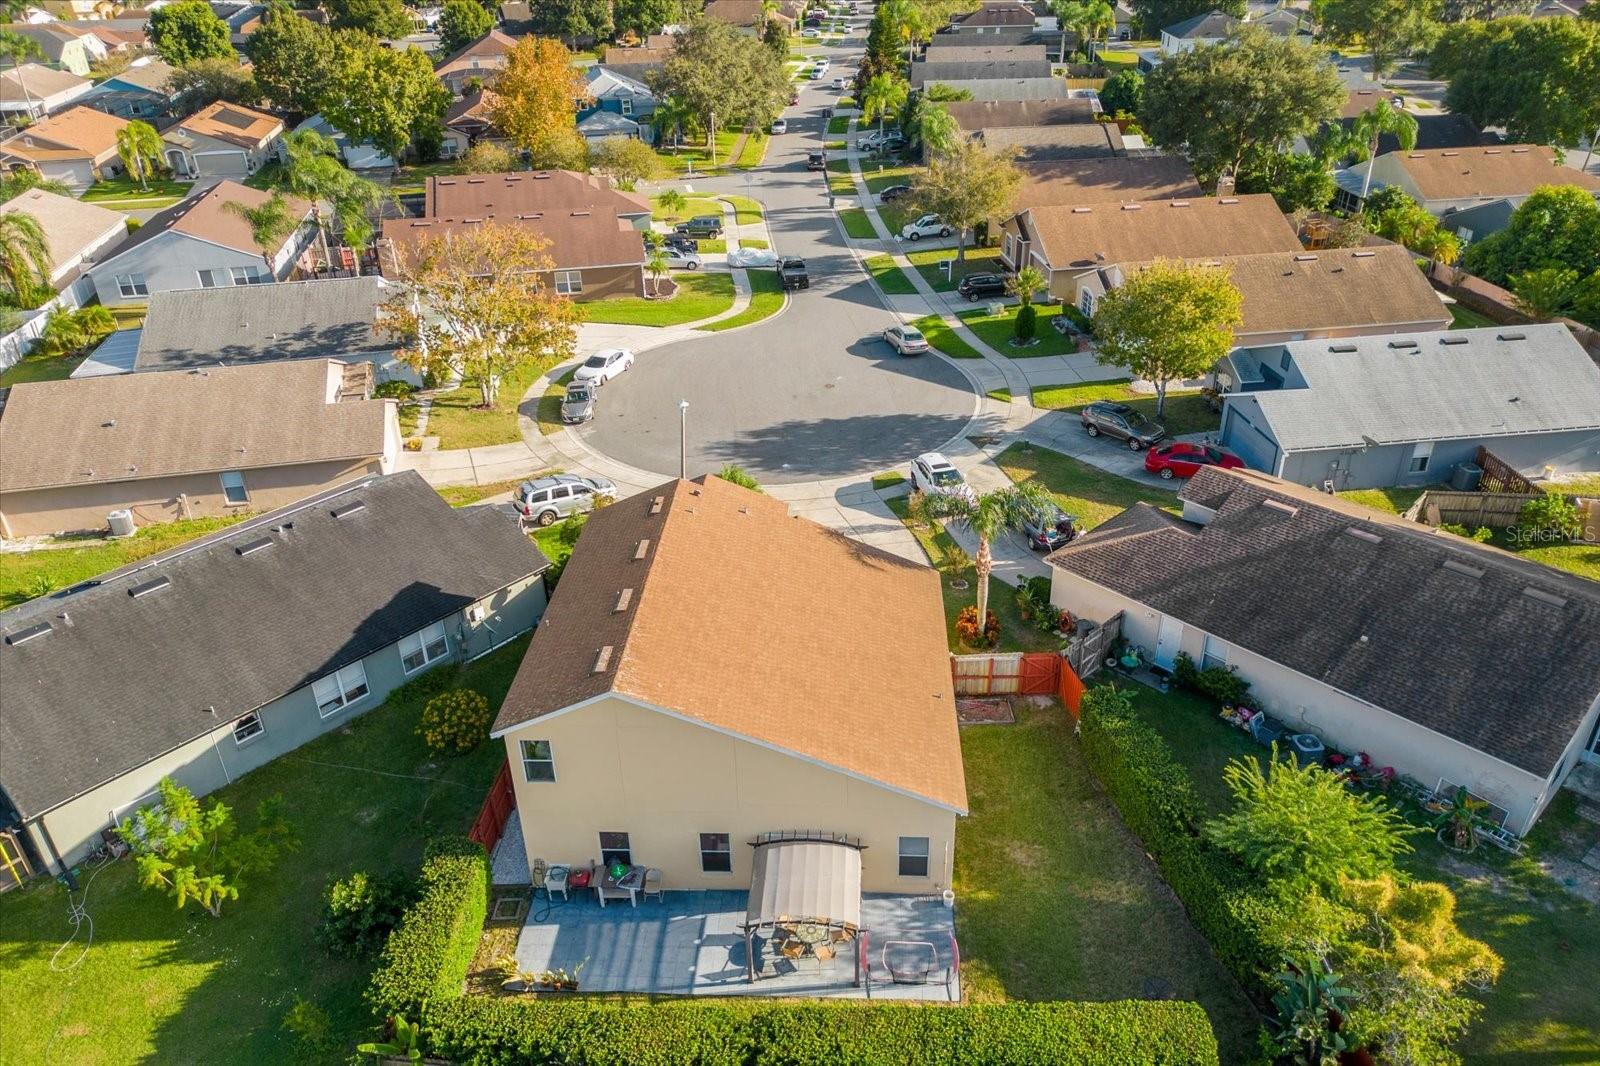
<box><xmin>679</xmin><ymin>400</ymin><xmax>690</xmax><ymax>480</ymax></box>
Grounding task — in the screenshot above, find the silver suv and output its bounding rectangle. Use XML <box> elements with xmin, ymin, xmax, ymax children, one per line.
<box><xmin>514</xmin><ymin>474</ymin><xmax>618</xmax><ymax>526</ymax></box>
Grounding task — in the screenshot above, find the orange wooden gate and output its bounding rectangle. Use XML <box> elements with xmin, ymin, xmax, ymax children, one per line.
<box><xmin>468</xmin><ymin>759</ymin><xmax>516</xmax><ymax>852</ymax></box>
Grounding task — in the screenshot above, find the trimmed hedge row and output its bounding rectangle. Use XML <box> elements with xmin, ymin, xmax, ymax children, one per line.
<box><xmin>366</xmin><ymin>834</ymin><xmax>489</xmax><ymax>1019</ymax></box>
<box><xmin>426</xmin><ymin>997</ymin><xmax>1221</xmax><ymax>1066</ymax></box>
<box><xmin>1077</xmin><ymin>688</ymin><xmax>1279</xmax><ymax>997</ymax></box>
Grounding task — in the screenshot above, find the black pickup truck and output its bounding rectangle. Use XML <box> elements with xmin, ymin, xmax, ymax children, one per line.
<box><xmin>777</xmin><ymin>257</ymin><xmax>810</xmax><ymax>291</ymax></box>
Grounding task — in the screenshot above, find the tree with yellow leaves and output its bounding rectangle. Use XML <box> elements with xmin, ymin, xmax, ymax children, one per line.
<box><xmin>488</xmin><ymin>36</ymin><xmax>590</xmax><ymax>169</ymax></box>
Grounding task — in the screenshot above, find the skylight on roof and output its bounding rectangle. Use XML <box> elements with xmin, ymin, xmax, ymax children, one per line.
<box><xmin>5</xmin><ymin>621</ymin><xmax>53</xmax><ymax>646</ymax></box>
<box><xmin>593</xmin><ymin>645</ymin><xmax>614</xmax><ymax>673</ymax></box>
<box><xmin>128</xmin><ymin>576</ymin><xmax>171</xmax><ymax>598</ymax></box>
<box><xmin>634</xmin><ymin>538</ymin><xmax>650</xmax><ymax>560</ymax></box>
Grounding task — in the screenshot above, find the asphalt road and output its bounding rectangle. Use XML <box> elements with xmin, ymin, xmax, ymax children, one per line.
<box><xmin>576</xmin><ymin>28</ymin><xmax>977</xmax><ymax>485</ymax></box>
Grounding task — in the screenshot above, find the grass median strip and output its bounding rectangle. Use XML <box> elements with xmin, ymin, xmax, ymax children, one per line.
<box><xmin>839</xmin><ymin>208</ymin><xmax>876</xmax><ymax>239</ymax></box>
<box><xmin>698</xmin><ymin>270</ymin><xmax>785</xmax><ymax>332</ymax></box>
<box><xmin>720</xmin><ymin>194</ymin><xmax>764</xmax><ymax>226</ymax></box>
<box><xmin>864</xmin><ymin>253</ymin><xmax>916</xmax><ymax>294</ymax></box>
<box><xmin>912</xmin><ymin>314</ymin><xmax>982</xmax><ymax>359</ymax></box>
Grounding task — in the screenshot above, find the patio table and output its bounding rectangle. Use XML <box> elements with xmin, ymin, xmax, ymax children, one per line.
<box><xmin>598</xmin><ymin>863</ymin><xmax>645</xmax><ymax>907</ymax></box>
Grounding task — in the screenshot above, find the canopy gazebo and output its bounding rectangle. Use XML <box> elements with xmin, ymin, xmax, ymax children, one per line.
<box><xmin>741</xmin><ymin>833</ymin><xmax>864</xmax><ymax>983</ymax></box>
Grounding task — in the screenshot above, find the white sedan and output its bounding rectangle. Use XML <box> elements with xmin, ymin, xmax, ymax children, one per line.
<box><xmin>771</xmin><ymin>118</ymin><xmax>787</xmax><ymax>134</ymax></box>
<box><xmin>572</xmin><ymin>348</ymin><xmax>635</xmax><ymax>386</ymax></box>
<box><xmin>900</xmin><ymin>214</ymin><xmax>951</xmax><ymax>241</ymax></box>
<box><xmin>663</xmin><ymin>247</ymin><xmax>703</xmax><ymax>270</ymax></box>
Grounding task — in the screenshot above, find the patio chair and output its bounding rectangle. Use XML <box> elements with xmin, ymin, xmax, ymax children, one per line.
<box><xmin>545</xmin><ymin>864</ymin><xmax>570</xmax><ymax>902</ymax></box>
<box><xmin>781</xmin><ymin>939</ymin><xmax>807</xmax><ymax>961</ymax></box>
<box><xmin>642</xmin><ymin>867</ymin><xmax>663</xmax><ymax>902</ymax></box>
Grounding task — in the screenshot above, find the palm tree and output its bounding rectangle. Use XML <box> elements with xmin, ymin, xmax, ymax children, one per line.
<box><xmin>279</xmin><ymin>129</ymin><xmax>345</xmax><ymax>271</ymax></box>
<box><xmin>656</xmin><ymin>187</ymin><xmax>686</xmax><ymax>222</ymax></box>
<box><xmin>36</xmin><ymin>304</ymin><xmax>115</xmax><ymax>357</ymax></box>
<box><xmin>1080</xmin><ymin>0</ymin><xmax>1114</xmax><ymax>64</ymax></box>
<box><xmin>653</xmin><ymin>95</ymin><xmax>693</xmax><ymax>153</ymax></box>
<box><xmin>1350</xmin><ymin>100</ymin><xmax>1418</xmax><ymax>201</ymax></box>
<box><xmin>224</xmin><ymin>192</ymin><xmax>299</xmax><ymax>276</ymax></box>
<box><xmin>861</xmin><ymin>72</ymin><xmax>908</xmax><ymax>149</ymax></box>
<box><xmin>912</xmin><ymin>482</ymin><xmax>1054</xmax><ymax>631</ymax></box>
<box><xmin>645</xmin><ymin>245</ymin><xmax>668</xmax><ymax>297</ymax></box>
<box><xmin>115</xmin><ymin>119</ymin><xmax>164</xmax><ymax>192</ymax></box>
<box><xmin>0</xmin><ymin>210</ymin><xmax>53</xmax><ymax>309</ymax></box>
<box><xmin>1008</xmin><ymin>264</ymin><xmax>1047</xmax><ymax>307</ymax></box>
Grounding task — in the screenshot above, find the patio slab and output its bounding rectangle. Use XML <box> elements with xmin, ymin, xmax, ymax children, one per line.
<box><xmin>514</xmin><ymin>889</ymin><xmax>959</xmax><ymax>1000</ymax></box>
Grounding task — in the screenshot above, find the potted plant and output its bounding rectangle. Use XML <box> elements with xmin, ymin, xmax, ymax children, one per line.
<box><xmin>1432</xmin><ymin>787</ymin><xmax>1488</xmax><ymax>852</ymax></box>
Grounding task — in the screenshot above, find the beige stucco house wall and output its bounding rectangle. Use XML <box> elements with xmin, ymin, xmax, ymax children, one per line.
<box><xmin>499</xmin><ymin>695</ymin><xmax>959</xmax><ymax>894</ymax></box>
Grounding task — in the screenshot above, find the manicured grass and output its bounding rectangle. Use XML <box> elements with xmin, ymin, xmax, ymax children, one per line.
<box><xmin>435</xmin><ymin>475</ymin><xmax>551</xmax><ymax>507</ymax></box>
<box><xmin>733</xmin><ymin>131</ymin><xmax>768</xmax><ymax>168</ymax></box>
<box><xmin>826</xmin><ymin>157</ymin><xmax>852</xmax><ymax>174</ymax></box>
<box><xmin>1448</xmin><ymin>303</ymin><xmax>1498</xmax><ymax>330</ymax></box>
<box><xmin>959</xmin><ymin>304</ymin><xmax>1078</xmax><ymax>359</ymax></box>
<box><xmin>824</xmin><ymin>139</ymin><xmax>846</xmax><ymax>150</ymax></box>
<box><xmin>582</xmin><ymin>272</ymin><xmax>735</xmax><ymax>327</ymax></box>
<box><xmin>0</xmin><ymin>352</ymin><xmax>83</xmax><ymax>385</ymax></box>
<box><xmin>421</xmin><ymin>359</ymin><xmax>546</xmax><ymax>451</ymax></box>
<box><xmin>1337</xmin><ymin>486</ymin><xmax>1432</xmax><ymax>515</ymax></box>
<box><xmin>955</xmin><ymin>702</ymin><xmax>1259</xmax><ymax>1061</ymax></box>
<box><xmin>243</xmin><ymin>162</ymin><xmax>282</xmax><ymax>190</ymax></box>
<box><xmin>885</xmin><ymin>495</ymin><xmax>1060</xmax><ymax>653</ymax></box>
<box><xmin>739</xmin><ymin>237</ymin><xmax>769</xmax><ymax>249</ymax></box>
<box><xmin>907</xmin><ymin>245</ymin><xmax>1002</xmax><ymax>292</ymax></box>
<box><xmin>720</xmin><ymin>194</ymin><xmax>763</xmax><ymax>226</ymax></box>
<box><xmin>1114</xmin><ymin>681</ymin><xmax>1600</xmax><ymax>1063</ymax></box>
<box><xmin>996</xmin><ymin>441</ymin><xmax>1177</xmax><ymax>530</ymax></box>
<box><xmin>826</xmin><ymin>116</ymin><xmax>849</xmax><ymax>135</ymax></box>
<box><xmin>863</xmin><ymin>253</ymin><xmax>916</xmax><ymax>294</ymax></box>
<box><xmin>651</xmin><ymin>194</ymin><xmax>722</xmax><ymax>224</ymax></box>
<box><xmin>912</xmin><ymin>313</ymin><xmax>982</xmax><ymax>359</ymax></box>
<box><xmin>0</xmin><ymin>515</ymin><xmax>250</xmax><ymax>609</ymax></box>
<box><xmin>987</xmin><ymin>387</ymin><xmax>1012</xmax><ymax>402</ymax></box>
<box><xmin>839</xmin><ymin>207</ymin><xmax>876</xmax><ymax>239</ymax></box>
<box><xmin>826</xmin><ymin>168</ymin><xmax>856</xmax><ymax>198</ymax></box>
<box><xmin>697</xmin><ymin>269</ymin><xmax>784</xmax><ymax>332</ymax></box>
<box><xmin>692</xmin><ymin>238</ymin><xmax>729</xmax><ymax>254</ymax></box>
<box><xmin>870</xmin><ymin>471</ymin><xmax>906</xmax><ymax>490</ymax></box>
<box><xmin>388</xmin><ymin>160</ymin><xmax>466</xmax><ymax>194</ymax></box>
<box><xmin>80</xmin><ymin>176</ymin><xmax>191</xmax><ymax>205</ymax></box>
<box><xmin>0</xmin><ymin>638</ymin><xmax>529</xmax><ymax>1065</ymax></box>
<box><xmin>657</xmin><ymin>129</ymin><xmax>743</xmax><ymax>174</ymax></box>
<box><xmin>861</xmin><ymin>163</ymin><xmax>920</xmax><ymax>194</ymax></box>
<box><xmin>1031</xmin><ymin>379</ymin><xmax>1222</xmax><ymax>438</ymax></box>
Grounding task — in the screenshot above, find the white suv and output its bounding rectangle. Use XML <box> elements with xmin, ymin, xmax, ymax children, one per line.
<box><xmin>909</xmin><ymin>452</ymin><xmax>975</xmax><ymax>502</ymax></box>
<box><xmin>900</xmin><ymin>215</ymin><xmax>951</xmax><ymax>241</ymax></box>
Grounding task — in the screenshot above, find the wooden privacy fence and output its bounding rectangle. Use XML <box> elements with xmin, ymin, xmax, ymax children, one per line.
<box><xmin>1475</xmin><ymin>447</ymin><xmax>1541</xmax><ymax>495</ymax></box>
<box><xmin>1404</xmin><ymin>490</ymin><xmax>1540</xmax><ymax>530</ymax></box>
<box><xmin>1063</xmin><ymin>612</ymin><xmax>1121</xmax><ymax>681</ymax></box>
<box><xmin>468</xmin><ymin>759</ymin><xmax>516</xmax><ymax>853</ymax></box>
<box><xmin>951</xmin><ymin>652</ymin><xmax>1061</xmax><ymax>696</ymax></box>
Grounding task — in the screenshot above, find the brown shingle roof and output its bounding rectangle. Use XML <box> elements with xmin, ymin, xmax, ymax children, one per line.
<box><xmin>1390</xmin><ymin>145</ymin><xmax>1600</xmax><ymax>201</ymax></box>
<box><xmin>435</xmin><ymin>28</ymin><xmax>518</xmax><ymax>77</ymax></box>
<box><xmin>0</xmin><ymin>359</ymin><xmax>389</xmax><ymax>493</ymax></box>
<box><xmin>0</xmin><ymin>105</ymin><xmax>125</xmax><ymax>164</ymax></box>
<box><xmin>99</xmin><ymin>180</ymin><xmax>313</xmax><ymax>263</ymax></box>
<box><xmin>0</xmin><ymin>63</ymin><xmax>88</xmax><ymax>104</ymax></box>
<box><xmin>915</xmin><ymin>44</ymin><xmax>1047</xmax><ymax>64</ymax></box>
<box><xmin>1016</xmin><ymin>156</ymin><xmax>1202</xmax><ymax>207</ymax></box>
<box><xmin>382</xmin><ymin>210</ymin><xmax>646</xmax><ymax>271</ymax></box>
<box><xmin>170</xmin><ymin>100</ymin><xmax>282</xmax><ymax>149</ymax></box>
<box><xmin>602</xmin><ymin>40</ymin><xmax>675</xmax><ymax>67</ymax></box>
<box><xmin>953</xmin><ymin>0</ymin><xmax>1035</xmax><ymax>27</ymax></box>
<box><xmin>979</xmin><ymin>122</ymin><xmax>1123</xmax><ymax>160</ymax></box>
<box><xmin>493</xmin><ymin>476</ymin><xmax>969</xmax><ymax>813</ymax></box>
<box><xmin>942</xmin><ymin>97</ymin><xmax>1096</xmax><ymax>133</ymax></box>
<box><xmin>1027</xmin><ymin>194</ymin><xmax>1300</xmax><ymax>269</ymax></box>
<box><xmin>0</xmin><ymin>188</ymin><xmax>125</xmax><ymax>279</ymax></box>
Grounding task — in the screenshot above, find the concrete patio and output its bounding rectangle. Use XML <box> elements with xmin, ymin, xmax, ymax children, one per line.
<box><xmin>512</xmin><ymin>889</ymin><xmax>960</xmax><ymax>1001</ymax></box>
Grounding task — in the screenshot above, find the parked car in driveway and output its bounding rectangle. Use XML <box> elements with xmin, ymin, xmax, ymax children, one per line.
<box><xmin>573</xmin><ymin>348</ymin><xmax>635</xmax><ymax>386</ymax></box>
<box><xmin>663</xmin><ymin>247</ymin><xmax>704</xmax><ymax>270</ymax></box>
<box><xmin>909</xmin><ymin>452</ymin><xmax>975</xmax><ymax>501</ymax></box>
<box><xmin>878</xmin><ymin>183</ymin><xmax>910</xmax><ymax>201</ymax></box>
<box><xmin>675</xmin><ymin>215</ymin><xmax>722</xmax><ymax>238</ymax></box>
<box><xmin>1013</xmin><ymin>500</ymin><xmax>1080</xmax><ymax>552</ymax></box>
<box><xmin>1080</xmin><ymin>400</ymin><xmax>1166</xmax><ymax>450</ymax></box>
<box><xmin>881</xmin><ymin>324</ymin><xmax>929</xmax><ymax>355</ymax></box>
<box><xmin>859</xmin><ymin>130</ymin><xmax>905</xmax><ymax>152</ymax></box>
<box><xmin>659</xmin><ymin>233</ymin><xmax>697</xmax><ymax>255</ymax></box>
<box><xmin>560</xmin><ymin>381</ymin><xmax>596</xmax><ymax>424</ymax></box>
<box><xmin>1144</xmin><ymin>441</ymin><xmax>1246</xmax><ymax>479</ymax></box>
<box><xmin>729</xmin><ymin>246</ymin><xmax>779</xmax><ymax>268</ymax></box>
<box><xmin>901</xmin><ymin>214</ymin><xmax>951</xmax><ymax>241</ymax></box>
<box><xmin>957</xmin><ymin>272</ymin><xmax>1008</xmax><ymax>300</ymax></box>
<box><xmin>515</xmin><ymin>474</ymin><xmax>618</xmax><ymax>526</ymax></box>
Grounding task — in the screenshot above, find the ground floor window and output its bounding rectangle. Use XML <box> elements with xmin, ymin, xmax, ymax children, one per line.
<box><xmin>313</xmin><ymin>661</ymin><xmax>370</xmax><ymax>718</ymax></box>
<box><xmin>599</xmin><ymin>832</ymin><xmax>632</xmax><ymax>867</ymax></box>
<box><xmin>699</xmin><ymin>832</ymin><xmax>732</xmax><ymax>873</ymax></box>
<box><xmin>555</xmin><ymin>270</ymin><xmax>583</xmax><ymax>295</ymax></box>
<box><xmin>1201</xmin><ymin>635</ymin><xmax>1228</xmax><ymax>673</ymax></box>
<box><xmin>898</xmin><ymin>836</ymin><xmax>930</xmax><ymax>878</ymax></box>
<box><xmin>1408</xmin><ymin>441</ymin><xmax>1433</xmax><ymax>474</ymax></box>
<box><xmin>220</xmin><ymin>470</ymin><xmax>249</xmax><ymax>505</ymax></box>
<box><xmin>399</xmin><ymin>620</ymin><xmax>449</xmax><ymax>673</ymax></box>
<box><xmin>232</xmin><ymin>711</ymin><xmax>264</xmax><ymax>745</ymax></box>
<box><xmin>520</xmin><ymin>739</ymin><xmax>555</xmax><ymax>782</ymax></box>
<box><xmin>115</xmin><ymin>272</ymin><xmax>148</xmax><ymax>298</ymax></box>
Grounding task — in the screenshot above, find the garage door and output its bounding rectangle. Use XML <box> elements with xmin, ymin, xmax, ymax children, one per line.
<box><xmin>1221</xmin><ymin>405</ymin><xmax>1279</xmax><ymax>473</ymax></box>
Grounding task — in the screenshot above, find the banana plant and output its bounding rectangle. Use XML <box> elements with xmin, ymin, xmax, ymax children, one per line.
<box><xmin>357</xmin><ymin>1014</ymin><xmax>423</xmax><ymax>1064</ymax></box>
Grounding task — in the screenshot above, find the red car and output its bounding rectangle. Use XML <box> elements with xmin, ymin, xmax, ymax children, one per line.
<box><xmin>1144</xmin><ymin>441</ymin><xmax>1246</xmax><ymax>479</ymax></box>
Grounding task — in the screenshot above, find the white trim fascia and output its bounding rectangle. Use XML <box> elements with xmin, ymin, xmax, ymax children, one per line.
<box><xmin>493</xmin><ymin>690</ymin><xmax>970</xmax><ymax>816</ymax></box>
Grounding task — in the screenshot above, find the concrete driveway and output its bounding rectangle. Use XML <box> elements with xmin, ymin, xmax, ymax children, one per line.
<box><xmin>575</xmin><ymin>31</ymin><xmax>978</xmax><ymax>485</ymax></box>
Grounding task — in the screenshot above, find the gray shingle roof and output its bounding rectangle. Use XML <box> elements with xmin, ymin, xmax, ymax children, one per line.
<box><xmin>132</xmin><ymin>277</ymin><xmax>398</xmax><ymax>372</ymax></box>
<box><xmin>1046</xmin><ymin>468</ymin><xmax>1600</xmax><ymax>777</ymax></box>
<box><xmin>1164</xmin><ymin>10</ymin><xmax>1239</xmax><ymax>37</ymax></box>
<box><xmin>0</xmin><ymin>471</ymin><xmax>548</xmax><ymax>818</ymax></box>
<box><xmin>1242</xmin><ymin>324</ymin><xmax>1600</xmax><ymax>452</ymax></box>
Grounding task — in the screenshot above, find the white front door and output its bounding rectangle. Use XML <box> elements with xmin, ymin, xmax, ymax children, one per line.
<box><xmin>1153</xmin><ymin>615</ymin><xmax>1185</xmax><ymax>670</ymax></box>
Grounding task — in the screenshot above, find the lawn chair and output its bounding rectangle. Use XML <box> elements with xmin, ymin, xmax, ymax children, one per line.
<box><xmin>642</xmin><ymin>867</ymin><xmax>663</xmax><ymax>902</ymax></box>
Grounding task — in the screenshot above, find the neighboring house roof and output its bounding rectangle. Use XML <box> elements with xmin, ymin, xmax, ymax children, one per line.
<box><xmin>942</xmin><ymin>97</ymin><xmax>1097</xmax><ymax>133</ymax></box>
<box><xmin>0</xmin><ymin>187</ymin><xmax>125</xmax><ymax>280</ymax></box>
<box><xmin>909</xmin><ymin>59</ymin><xmax>1053</xmax><ymax>86</ymax></box>
<box><xmin>953</xmin><ymin>0</ymin><xmax>1035</xmax><ymax>27</ymax></box>
<box><xmin>435</xmin><ymin>28</ymin><xmax>517</xmax><ymax>78</ymax></box>
<box><xmin>99</xmin><ymin>56</ymin><xmax>179</xmax><ymax>94</ymax></box>
<box><xmin>914</xmin><ymin>44</ymin><xmax>1047</xmax><ymax>64</ymax></box>
<box><xmin>924</xmin><ymin>77</ymin><xmax>1069</xmax><ymax>101</ymax></box>
<box><xmin>492</xmin><ymin>475</ymin><xmax>969</xmax><ymax>813</ymax></box>
<box><xmin>1022</xmin><ymin>194</ymin><xmax>1300</xmax><ymax>270</ymax></box>
<box><xmin>1338</xmin><ymin>96</ymin><xmax>1490</xmax><ymax>152</ymax></box>
<box><xmin>979</xmin><ymin>122</ymin><xmax>1123</xmax><ymax>160</ymax></box>
<box><xmin>444</xmin><ymin>87</ymin><xmax>496</xmax><ymax>131</ymax></box>
<box><xmin>1046</xmin><ymin>467</ymin><xmax>1600</xmax><ymax>779</ymax></box>
<box><xmin>1016</xmin><ymin>156</ymin><xmax>1202</xmax><ymax>207</ymax></box>
<box><xmin>0</xmin><ymin>358</ymin><xmax>388</xmax><ymax>493</ymax></box>
<box><xmin>167</xmin><ymin>100</ymin><xmax>282</xmax><ymax>149</ymax></box>
<box><xmin>0</xmin><ymin>470</ymin><xmax>549</xmax><ymax>819</ymax></box>
<box><xmin>1383</xmin><ymin>145</ymin><xmax>1600</xmax><ymax>201</ymax></box>
<box><xmin>132</xmin><ymin>277</ymin><xmax>399</xmax><ymax>372</ymax></box>
<box><xmin>0</xmin><ymin>62</ymin><xmax>89</xmax><ymax>104</ymax></box>
<box><xmin>1</xmin><ymin>21</ymin><xmax>86</xmax><ymax>61</ymax></box>
<box><xmin>1114</xmin><ymin>245</ymin><xmax>1449</xmax><ymax>335</ymax></box>
<box><xmin>703</xmin><ymin>0</ymin><xmax>770</xmax><ymax>26</ymax></box>
<box><xmin>93</xmin><ymin>180</ymin><xmax>313</xmax><ymax>266</ymax></box>
<box><xmin>601</xmin><ymin>38</ymin><xmax>675</xmax><ymax>69</ymax></box>
<box><xmin>498</xmin><ymin>0</ymin><xmax>531</xmax><ymax>29</ymax></box>
<box><xmin>585</xmin><ymin>64</ymin><xmax>653</xmax><ymax>100</ymax></box>
<box><xmin>1234</xmin><ymin>324</ymin><xmax>1600</xmax><ymax>453</ymax></box>
<box><xmin>1164</xmin><ymin>10</ymin><xmax>1239</xmax><ymax>37</ymax></box>
<box><xmin>577</xmin><ymin>110</ymin><xmax>640</xmax><ymax>137</ymax></box>
<box><xmin>1253</xmin><ymin>8</ymin><xmax>1310</xmax><ymax>36</ymax></box>
<box><xmin>0</xmin><ymin>103</ymin><xmax>125</xmax><ymax>163</ymax></box>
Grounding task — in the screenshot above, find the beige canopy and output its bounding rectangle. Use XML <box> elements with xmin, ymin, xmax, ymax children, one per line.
<box><xmin>743</xmin><ymin>837</ymin><xmax>863</xmax><ymax>933</ymax></box>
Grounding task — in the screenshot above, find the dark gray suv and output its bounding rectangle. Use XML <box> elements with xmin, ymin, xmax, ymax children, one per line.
<box><xmin>1080</xmin><ymin>401</ymin><xmax>1166</xmax><ymax>450</ymax></box>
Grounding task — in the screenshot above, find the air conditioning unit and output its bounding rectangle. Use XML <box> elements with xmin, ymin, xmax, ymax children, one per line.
<box><xmin>107</xmin><ymin>509</ymin><xmax>136</xmax><ymax>538</ymax></box>
<box><xmin>466</xmin><ymin>605</ymin><xmax>487</xmax><ymax>624</ymax></box>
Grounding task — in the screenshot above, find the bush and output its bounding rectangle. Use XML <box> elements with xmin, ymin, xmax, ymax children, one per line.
<box><xmin>1517</xmin><ymin>492</ymin><xmax>1582</xmax><ymax>540</ymax></box>
<box><xmin>1439</xmin><ymin>522</ymin><xmax>1493</xmax><ymax>543</ymax></box>
<box><xmin>1013</xmin><ymin>303</ymin><xmax>1038</xmax><ymax>343</ymax></box>
<box><xmin>717</xmin><ymin>464</ymin><xmax>761</xmax><ymax>492</ymax></box>
<box><xmin>1171</xmin><ymin>653</ymin><xmax>1250</xmax><ymax>706</ymax></box>
<box><xmin>425</xmin><ymin>997</ymin><xmax>1221</xmax><ymax>1065</ymax></box>
<box><xmin>389</xmin><ymin>662</ymin><xmax>461</xmax><ymax>707</ymax></box>
<box><xmin>954</xmin><ymin>605</ymin><xmax>1000</xmax><ymax>648</ymax></box>
<box><xmin>367</xmin><ymin>836</ymin><xmax>488</xmax><ymax>1020</ymax></box>
<box><xmin>317</xmin><ymin>870</ymin><xmax>415</xmax><ymax>957</ymax></box>
<box><xmin>419</xmin><ymin>688</ymin><xmax>493</xmax><ymax>754</ymax></box>
<box><xmin>373</xmin><ymin>379</ymin><xmax>416</xmax><ymax>400</ymax></box>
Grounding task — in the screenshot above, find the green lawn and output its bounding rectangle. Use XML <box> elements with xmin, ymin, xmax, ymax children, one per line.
<box><xmin>421</xmin><ymin>359</ymin><xmax>546</xmax><ymax>451</ymax></box>
<box><xmin>1032</xmin><ymin>380</ymin><xmax>1222</xmax><ymax>438</ymax></box>
<box><xmin>0</xmin><ymin>352</ymin><xmax>84</xmax><ymax>386</ymax></box>
<box><xmin>387</xmin><ymin>160</ymin><xmax>467</xmax><ymax>195</ymax></box>
<box><xmin>80</xmin><ymin>176</ymin><xmax>191</xmax><ymax>206</ymax></box>
<box><xmin>0</xmin><ymin>516</ymin><xmax>251</xmax><ymax>609</ymax></box>
<box><xmin>996</xmin><ymin>441</ymin><xmax>1178</xmax><ymax>530</ymax></box>
<box><xmin>987</xmin><ymin>387</ymin><xmax>1012</xmax><ymax>403</ymax></box>
<box><xmin>243</xmin><ymin>162</ymin><xmax>283</xmax><ymax>190</ymax></box>
<box><xmin>912</xmin><ymin>314</ymin><xmax>982</xmax><ymax>359</ymax></box>
<box><xmin>861</xmin><ymin>163</ymin><xmax>920</xmax><ymax>194</ymax></box>
<box><xmin>1114</xmin><ymin>681</ymin><xmax>1600</xmax><ymax>1064</ymax></box>
<box><xmin>826</xmin><ymin>116</ymin><xmax>850</xmax><ymax>135</ymax></box>
<box><xmin>827</xmin><ymin>168</ymin><xmax>856</xmax><ymax>198</ymax></box>
<box><xmin>885</xmin><ymin>496</ymin><xmax>1059</xmax><ymax>653</ymax></box>
<box><xmin>1448</xmin><ymin>304</ymin><xmax>1497</xmax><ymax>330</ymax></box>
<box><xmin>871</xmin><ymin>471</ymin><xmax>906</xmax><ymax>490</ymax></box>
<box><xmin>1337</xmin><ymin>486</ymin><xmax>1432</xmax><ymax>515</ymax></box>
<box><xmin>651</xmin><ymin>194</ymin><xmax>722</xmax><ymax>225</ymax></box>
<box><xmin>864</xmin><ymin>253</ymin><xmax>916</xmax><ymax>294</ymax></box>
<box><xmin>955</xmin><ymin>702</ymin><xmax>1259</xmax><ymax>1061</ymax></box>
<box><xmin>720</xmin><ymin>194</ymin><xmax>764</xmax><ymax>226</ymax></box>
<box><xmin>739</xmin><ymin>237</ymin><xmax>769</xmax><ymax>249</ymax></box>
<box><xmin>698</xmin><ymin>269</ymin><xmax>784</xmax><ymax>332</ymax></box>
<box><xmin>657</xmin><ymin>130</ymin><xmax>743</xmax><ymax>174</ymax></box>
<box><xmin>582</xmin><ymin>272</ymin><xmax>735</xmax><ymax>327</ymax></box>
<box><xmin>907</xmin><ymin>245</ymin><xmax>1002</xmax><ymax>292</ymax></box>
<box><xmin>435</xmin><ymin>476</ymin><xmax>544</xmax><ymax>507</ymax></box>
<box><xmin>838</xmin><ymin>207</ymin><xmax>876</xmax><ymax>239</ymax></box>
<box><xmin>0</xmin><ymin>637</ymin><xmax>529</xmax><ymax>1065</ymax></box>
<box><xmin>959</xmin><ymin>304</ymin><xmax>1078</xmax><ymax>359</ymax></box>
<box><xmin>733</xmin><ymin>132</ymin><xmax>769</xmax><ymax>169</ymax></box>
